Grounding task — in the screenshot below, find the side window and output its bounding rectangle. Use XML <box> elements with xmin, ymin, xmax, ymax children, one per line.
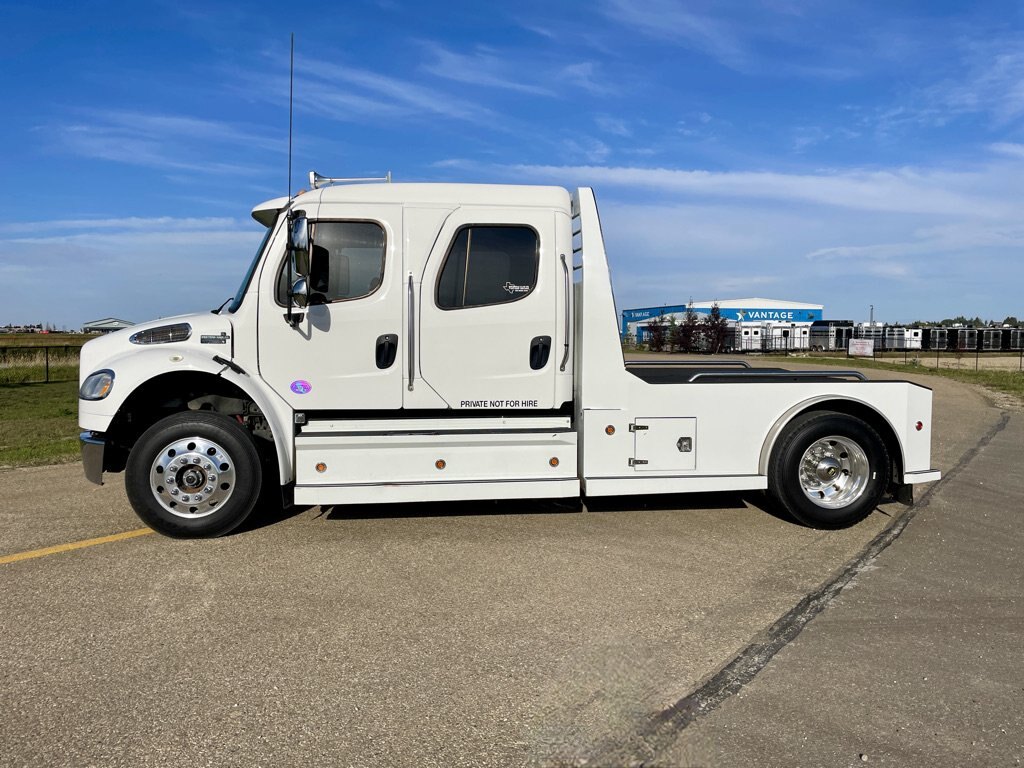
<box><xmin>436</xmin><ymin>225</ymin><xmax>539</xmax><ymax>310</ymax></box>
<box><xmin>277</xmin><ymin>221</ymin><xmax>385</xmax><ymax>304</ymax></box>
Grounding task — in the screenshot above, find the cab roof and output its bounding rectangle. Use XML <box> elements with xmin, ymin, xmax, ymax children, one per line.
<box><xmin>252</xmin><ymin>183</ymin><xmax>572</xmax><ymax>225</ymax></box>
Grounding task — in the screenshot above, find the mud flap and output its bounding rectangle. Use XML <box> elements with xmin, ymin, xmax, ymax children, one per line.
<box><xmin>894</xmin><ymin>483</ymin><xmax>914</xmax><ymax>506</ymax></box>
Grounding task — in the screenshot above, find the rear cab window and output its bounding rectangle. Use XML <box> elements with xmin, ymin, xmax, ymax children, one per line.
<box><xmin>436</xmin><ymin>225</ymin><xmax>539</xmax><ymax>310</ymax></box>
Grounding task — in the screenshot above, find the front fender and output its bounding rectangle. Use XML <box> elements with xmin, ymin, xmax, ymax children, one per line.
<box><xmin>79</xmin><ymin>346</ymin><xmax>295</xmax><ymax>484</ymax></box>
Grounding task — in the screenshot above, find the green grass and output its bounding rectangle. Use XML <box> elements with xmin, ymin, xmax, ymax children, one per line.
<box><xmin>0</xmin><ymin>348</ymin><xmax>80</xmax><ymax>385</ymax></box>
<box><xmin>0</xmin><ymin>381</ymin><xmax>81</xmax><ymax>468</ymax></box>
<box><xmin>764</xmin><ymin>355</ymin><xmax>1024</xmax><ymax>405</ymax></box>
<box><xmin>0</xmin><ymin>333</ymin><xmax>88</xmax><ymax>347</ymax></box>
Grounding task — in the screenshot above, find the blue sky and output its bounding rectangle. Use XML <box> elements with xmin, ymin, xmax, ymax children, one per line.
<box><xmin>2</xmin><ymin>0</ymin><xmax>1023</xmax><ymax>328</ymax></box>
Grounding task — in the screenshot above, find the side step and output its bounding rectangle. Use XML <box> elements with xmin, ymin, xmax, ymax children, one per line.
<box><xmin>294</xmin><ymin>429</ymin><xmax>579</xmax><ymax>505</ymax></box>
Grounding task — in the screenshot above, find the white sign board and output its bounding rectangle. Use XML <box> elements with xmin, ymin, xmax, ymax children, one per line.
<box><xmin>848</xmin><ymin>339</ymin><xmax>874</xmax><ymax>357</ymax></box>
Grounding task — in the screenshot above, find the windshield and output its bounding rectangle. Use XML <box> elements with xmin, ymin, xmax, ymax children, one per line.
<box><xmin>227</xmin><ymin>215</ymin><xmax>279</xmax><ymax>313</ymax></box>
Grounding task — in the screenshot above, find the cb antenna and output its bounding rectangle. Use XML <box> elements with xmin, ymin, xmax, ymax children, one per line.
<box><xmin>287</xmin><ymin>32</ymin><xmax>294</xmax><ymax>200</ymax></box>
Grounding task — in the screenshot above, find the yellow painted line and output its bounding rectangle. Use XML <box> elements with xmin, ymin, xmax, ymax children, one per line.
<box><xmin>0</xmin><ymin>528</ymin><xmax>154</xmax><ymax>565</ymax></box>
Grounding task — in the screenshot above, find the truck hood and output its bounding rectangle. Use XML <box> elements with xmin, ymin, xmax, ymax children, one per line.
<box><xmin>79</xmin><ymin>312</ymin><xmax>234</xmax><ymax>384</ymax></box>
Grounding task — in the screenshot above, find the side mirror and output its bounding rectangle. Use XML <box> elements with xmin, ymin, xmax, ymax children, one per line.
<box><xmin>290</xmin><ymin>276</ymin><xmax>309</xmax><ymax>309</ymax></box>
<box><xmin>288</xmin><ymin>214</ymin><xmax>310</xmax><ymax>276</ymax></box>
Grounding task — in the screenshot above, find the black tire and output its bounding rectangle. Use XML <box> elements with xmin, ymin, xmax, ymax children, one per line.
<box><xmin>768</xmin><ymin>410</ymin><xmax>889</xmax><ymax>529</ymax></box>
<box><xmin>125</xmin><ymin>411</ymin><xmax>262</xmax><ymax>538</ymax></box>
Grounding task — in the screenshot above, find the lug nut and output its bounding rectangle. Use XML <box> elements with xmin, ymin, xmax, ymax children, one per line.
<box><xmin>208</xmin><ymin>474</ymin><xmax>217</xmax><ymax>482</ymax></box>
<box><xmin>204</xmin><ymin>486</ymin><xmax>214</xmax><ymax>494</ymax></box>
<box><xmin>170</xmin><ymin>488</ymin><xmax>178</xmax><ymax>496</ymax></box>
<box><xmin>193</xmin><ymin>457</ymin><xmax>201</xmax><ymax>464</ymax></box>
<box><xmin>181</xmin><ymin>495</ymin><xmax>190</xmax><ymax>502</ymax></box>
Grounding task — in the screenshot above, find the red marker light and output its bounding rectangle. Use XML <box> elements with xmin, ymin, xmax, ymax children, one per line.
<box><xmin>915</xmin><ymin>421</ymin><xmax>924</xmax><ymax>431</ymax></box>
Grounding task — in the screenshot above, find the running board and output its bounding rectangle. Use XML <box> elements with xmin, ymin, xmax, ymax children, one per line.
<box><xmin>301</xmin><ymin>415</ymin><xmax>572</xmax><ymax>435</ymax></box>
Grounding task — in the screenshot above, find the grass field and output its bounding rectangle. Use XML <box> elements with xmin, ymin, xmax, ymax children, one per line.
<box><xmin>765</xmin><ymin>354</ymin><xmax>1024</xmax><ymax>404</ymax></box>
<box><xmin>0</xmin><ymin>348</ymin><xmax>79</xmax><ymax>385</ymax></box>
<box><xmin>0</xmin><ymin>333</ymin><xmax>89</xmax><ymax>347</ymax></box>
<box><xmin>0</xmin><ymin>381</ymin><xmax>80</xmax><ymax>467</ymax></box>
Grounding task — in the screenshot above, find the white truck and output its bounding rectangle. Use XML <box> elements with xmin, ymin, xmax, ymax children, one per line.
<box><xmin>78</xmin><ymin>178</ymin><xmax>940</xmax><ymax>538</ymax></box>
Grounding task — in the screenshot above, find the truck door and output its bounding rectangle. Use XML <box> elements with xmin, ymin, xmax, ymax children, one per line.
<box><xmin>414</xmin><ymin>207</ymin><xmax>559</xmax><ymax>409</ymax></box>
<box><xmin>257</xmin><ymin>204</ymin><xmax>404</xmax><ymax>411</ymax></box>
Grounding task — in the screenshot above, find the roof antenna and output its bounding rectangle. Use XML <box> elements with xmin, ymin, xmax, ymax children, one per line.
<box><xmin>285</xmin><ymin>33</ymin><xmax>297</xmax><ymax>328</ymax></box>
<box><xmin>288</xmin><ymin>32</ymin><xmax>294</xmax><ymax>200</ymax></box>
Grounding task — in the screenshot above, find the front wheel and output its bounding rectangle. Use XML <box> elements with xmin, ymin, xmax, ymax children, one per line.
<box><xmin>768</xmin><ymin>411</ymin><xmax>889</xmax><ymax>529</ymax></box>
<box><xmin>125</xmin><ymin>412</ymin><xmax>263</xmax><ymax>538</ymax></box>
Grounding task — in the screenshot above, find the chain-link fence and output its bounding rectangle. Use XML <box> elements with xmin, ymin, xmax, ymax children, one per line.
<box><xmin>0</xmin><ymin>346</ymin><xmax>81</xmax><ymax>385</ymax></box>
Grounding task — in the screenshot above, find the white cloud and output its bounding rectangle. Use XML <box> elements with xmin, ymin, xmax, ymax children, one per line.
<box><xmin>595</xmin><ymin>116</ymin><xmax>632</xmax><ymax>137</ymax></box>
<box><xmin>600</xmin><ymin>0</ymin><xmax>748</xmax><ymax>70</ymax></box>
<box><xmin>40</xmin><ymin>109</ymin><xmax>281</xmax><ymax>175</ymax></box>
<box><xmin>558</xmin><ymin>62</ymin><xmax>615</xmax><ymax>96</ymax></box>
<box><xmin>0</xmin><ymin>217</ymin><xmax>238</xmax><ymax>235</ymax></box>
<box><xmin>0</xmin><ymin>217</ymin><xmax>265</xmax><ymax>327</ymax></box>
<box><xmin>297</xmin><ymin>58</ymin><xmax>500</xmax><ymax>126</ymax></box>
<box><xmin>509</xmin><ymin>163</ymin><xmax>1011</xmax><ymax>217</ymax></box>
<box><xmin>990</xmin><ymin>142</ymin><xmax>1024</xmax><ymax>159</ymax></box>
<box><xmin>421</xmin><ymin>44</ymin><xmax>556</xmax><ymax>96</ymax></box>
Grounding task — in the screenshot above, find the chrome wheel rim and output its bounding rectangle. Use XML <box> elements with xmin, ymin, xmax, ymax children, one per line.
<box><xmin>798</xmin><ymin>435</ymin><xmax>869</xmax><ymax>509</ymax></box>
<box><xmin>149</xmin><ymin>436</ymin><xmax>237</xmax><ymax>519</ymax></box>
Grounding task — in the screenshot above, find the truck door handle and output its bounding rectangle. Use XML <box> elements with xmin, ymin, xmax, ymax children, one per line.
<box><xmin>407</xmin><ymin>274</ymin><xmax>415</xmax><ymax>391</ymax></box>
<box><xmin>376</xmin><ymin>334</ymin><xmax>398</xmax><ymax>369</ymax></box>
<box><xmin>530</xmin><ymin>336</ymin><xmax>552</xmax><ymax>370</ymax></box>
<box><xmin>559</xmin><ymin>254</ymin><xmax>570</xmax><ymax>372</ymax></box>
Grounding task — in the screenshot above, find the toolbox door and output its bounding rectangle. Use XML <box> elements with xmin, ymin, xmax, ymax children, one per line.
<box><xmin>631</xmin><ymin>417</ymin><xmax>697</xmax><ymax>472</ymax></box>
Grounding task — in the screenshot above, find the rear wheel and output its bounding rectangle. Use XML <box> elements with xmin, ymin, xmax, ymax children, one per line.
<box><xmin>768</xmin><ymin>411</ymin><xmax>889</xmax><ymax>529</ymax></box>
<box><xmin>125</xmin><ymin>412</ymin><xmax>262</xmax><ymax>538</ymax></box>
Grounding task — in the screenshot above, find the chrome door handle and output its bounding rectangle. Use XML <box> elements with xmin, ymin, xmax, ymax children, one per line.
<box><xmin>559</xmin><ymin>254</ymin><xmax>571</xmax><ymax>372</ymax></box>
<box><xmin>407</xmin><ymin>274</ymin><xmax>415</xmax><ymax>391</ymax></box>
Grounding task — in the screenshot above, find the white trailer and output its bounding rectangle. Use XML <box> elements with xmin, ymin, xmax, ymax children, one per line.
<box><xmin>79</xmin><ymin>180</ymin><xmax>939</xmax><ymax>537</ymax></box>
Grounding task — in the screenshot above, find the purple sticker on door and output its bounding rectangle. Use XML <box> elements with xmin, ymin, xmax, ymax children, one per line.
<box><xmin>290</xmin><ymin>380</ymin><xmax>312</xmax><ymax>395</ymax></box>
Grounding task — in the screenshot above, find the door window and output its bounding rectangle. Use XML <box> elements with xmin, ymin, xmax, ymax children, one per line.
<box><xmin>277</xmin><ymin>221</ymin><xmax>385</xmax><ymax>304</ymax></box>
<box><xmin>435</xmin><ymin>226</ymin><xmax>539</xmax><ymax>310</ymax></box>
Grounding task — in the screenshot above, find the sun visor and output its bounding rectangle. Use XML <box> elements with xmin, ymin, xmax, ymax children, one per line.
<box><xmin>251</xmin><ymin>196</ymin><xmax>290</xmax><ymax>227</ymax></box>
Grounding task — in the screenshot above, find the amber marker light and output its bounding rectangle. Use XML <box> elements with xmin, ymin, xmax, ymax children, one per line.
<box><xmin>605</xmin><ymin>425</ymin><xmax>615</xmax><ymax>435</ymax></box>
<box><xmin>435</xmin><ymin>459</ymin><xmax>446</xmax><ymax>470</ymax></box>
<box><xmin>549</xmin><ymin>457</ymin><xmax>560</xmax><ymax>467</ymax></box>
<box><xmin>315</xmin><ymin>462</ymin><xmax>327</xmax><ymax>473</ymax></box>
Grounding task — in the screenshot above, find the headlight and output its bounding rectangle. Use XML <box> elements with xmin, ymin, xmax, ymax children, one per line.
<box><xmin>80</xmin><ymin>370</ymin><xmax>115</xmax><ymax>400</ymax></box>
<box><xmin>130</xmin><ymin>323</ymin><xmax>191</xmax><ymax>344</ymax></box>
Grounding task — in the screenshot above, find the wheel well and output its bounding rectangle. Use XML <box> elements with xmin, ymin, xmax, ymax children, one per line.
<box><xmin>795</xmin><ymin>400</ymin><xmax>903</xmax><ymax>489</ymax></box>
<box><xmin>104</xmin><ymin>371</ymin><xmax>274</xmax><ymax>473</ymax></box>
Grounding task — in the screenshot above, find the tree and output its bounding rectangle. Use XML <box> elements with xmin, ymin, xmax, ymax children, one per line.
<box><xmin>666</xmin><ymin>315</ymin><xmax>679</xmax><ymax>352</ymax></box>
<box><xmin>1003</xmin><ymin>316</ymin><xmax>1020</xmax><ymax>327</ymax></box>
<box><xmin>670</xmin><ymin>303</ymin><xmax>699</xmax><ymax>353</ymax></box>
<box><xmin>702</xmin><ymin>303</ymin><xmax>730</xmax><ymax>354</ymax></box>
<box><xmin>646</xmin><ymin>313</ymin><xmax>668</xmax><ymax>352</ymax></box>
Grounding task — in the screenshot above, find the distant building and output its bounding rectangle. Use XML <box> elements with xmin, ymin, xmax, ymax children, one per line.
<box><xmin>0</xmin><ymin>323</ymin><xmax>44</xmax><ymax>334</ymax></box>
<box><xmin>82</xmin><ymin>318</ymin><xmax>135</xmax><ymax>334</ymax></box>
<box><xmin>622</xmin><ymin>298</ymin><xmax>824</xmax><ymax>342</ymax></box>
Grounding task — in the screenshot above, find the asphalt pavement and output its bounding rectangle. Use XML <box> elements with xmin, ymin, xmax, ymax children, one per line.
<box><xmin>0</xmin><ymin>369</ymin><xmax>1017</xmax><ymax>767</ymax></box>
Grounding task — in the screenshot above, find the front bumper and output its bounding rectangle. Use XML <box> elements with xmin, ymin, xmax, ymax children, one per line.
<box><xmin>80</xmin><ymin>431</ymin><xmax>105</xmax><ymax>485</ymax></box>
